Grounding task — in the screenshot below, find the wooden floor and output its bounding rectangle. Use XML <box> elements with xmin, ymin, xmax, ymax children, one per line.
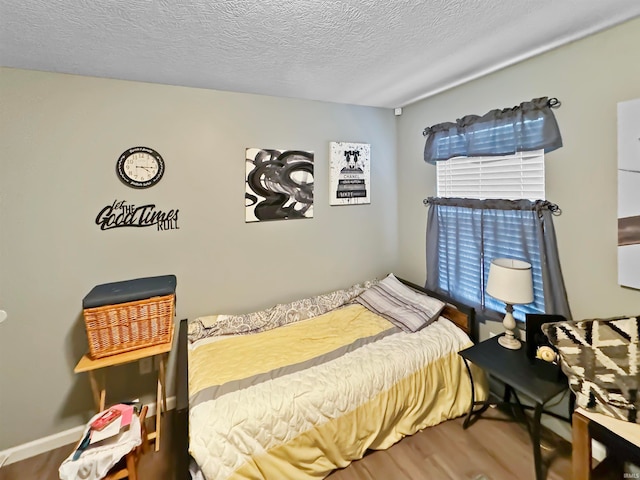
<box><xmin>329</xmin><ymin>407</ymin><xmax>572</xmax><ymax>480</ymax></box>
<box><xmin>0</xmin><ymin>407</ymin><xmax>576</xmax><ymax>480</ymax></box>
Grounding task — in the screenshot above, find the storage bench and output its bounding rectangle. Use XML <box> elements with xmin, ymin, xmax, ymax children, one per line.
<box><xmin>82</xmin><ymin>275</ymin><xmax>176</xmax><ymax>359</ymax></box>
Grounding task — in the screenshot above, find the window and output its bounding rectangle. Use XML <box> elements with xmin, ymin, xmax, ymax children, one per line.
<box><xmin>424</xmin><ymin>97</ymin><xmax>571</xmax><ymax>321</ymax></box>
<box><xmin>432</xmin><ymin>150</ymin><xmax>546</xmax><ymax>321</ymax></box>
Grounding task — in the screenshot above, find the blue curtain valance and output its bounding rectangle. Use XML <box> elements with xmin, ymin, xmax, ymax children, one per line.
<box><xmin>423</xmin><ymin>97</ymin><xmax>562</xmax><ymax>164</ymax></box>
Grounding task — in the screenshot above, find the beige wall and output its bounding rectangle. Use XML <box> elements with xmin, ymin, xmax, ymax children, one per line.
<box><xmin>0</xmin><ymin>69</ymin><xmax>398</xmax><ymax>449</ymax></box>
<box><xmin>396</xmin><ymin>17</ymin><xmax>640</xmax><ymax>330</ymax></box>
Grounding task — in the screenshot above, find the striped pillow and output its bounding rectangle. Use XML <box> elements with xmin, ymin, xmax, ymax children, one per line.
<box><xmin>355</xmin><ymin>274</ymin><xmax>446</xmax><ymax>332</ymax></box>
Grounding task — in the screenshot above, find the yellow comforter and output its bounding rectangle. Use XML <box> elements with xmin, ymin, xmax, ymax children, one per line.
<box><xmin>189</xmin><ymin>304</ymin><xmax>487</xmax><ymax>479</ymax></box>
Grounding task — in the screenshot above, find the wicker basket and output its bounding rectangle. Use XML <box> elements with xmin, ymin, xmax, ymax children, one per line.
<box><xmin>83</xmin><ymin>294</ymin><xmax>175</xmax><ymax>359</ymax></box>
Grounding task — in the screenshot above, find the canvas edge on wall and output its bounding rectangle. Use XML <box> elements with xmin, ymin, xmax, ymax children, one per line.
<box><xmin>617</xmin><ymin>98</ymin><xmax>640</xmax><ymax>290</ymax></box>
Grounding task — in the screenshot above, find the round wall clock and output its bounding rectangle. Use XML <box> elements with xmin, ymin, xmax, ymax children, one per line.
<box><xmin>116</xmin><ymin>146</ymin><xmax>165</xmax><ymax>188</ymax></box>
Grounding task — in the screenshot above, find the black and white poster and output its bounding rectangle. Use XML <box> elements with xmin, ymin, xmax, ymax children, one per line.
<box><xmin>329</xmin><ymin>142</ymin><xmax>370</xmax><ymax>206</ymax></box>
<box><xmin>245</xmin><ymin>148</ymin><xmax>314</xmax><ymax>222</ymax></box>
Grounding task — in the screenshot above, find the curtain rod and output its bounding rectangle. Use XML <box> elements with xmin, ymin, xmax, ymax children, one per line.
<box><xmin>423</xmin><ymin>197</ymin><xmax>562</xmax><ymax>215</ymax></box>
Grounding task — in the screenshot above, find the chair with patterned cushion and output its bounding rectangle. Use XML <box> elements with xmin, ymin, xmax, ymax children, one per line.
<box><xmin>542</xmin><ymin>316</ymin><xmax>640</xmax><ymax>477</ymax></box>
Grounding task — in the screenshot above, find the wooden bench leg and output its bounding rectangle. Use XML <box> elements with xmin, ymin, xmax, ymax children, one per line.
<box><xmin>125</xmin><ymin>453</ymin><xmax>138</xmax><ymax>480</ymax></box>
<box><xmin>88</xmin><ymin>370</ymin><xmax>106</xmax><ymax>412</ymax></box>
<box><xmin>159</xmin><ymin>354</ymin><xmax>167</xmax><ymax>412</ymax></box>
<box><xmin>155</xmin><ymin>375</ymin><xmax>162</xmax><ymax>452</ymax></box>
<box><xmin>572</xmin><ymin>411</ymin><xmax>591</xmax><ymax>480</ymax></box>
<box><xmin>152</xmin><ymin>353</ymin><xmax>168</xmax><ymax>452</ymax></box>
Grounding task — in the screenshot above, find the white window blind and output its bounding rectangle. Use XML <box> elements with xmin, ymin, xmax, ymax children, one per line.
<box><xmin>436</xmin><ymin>150</ymin><xmax>545</xmax><ymax>200</ymax></box>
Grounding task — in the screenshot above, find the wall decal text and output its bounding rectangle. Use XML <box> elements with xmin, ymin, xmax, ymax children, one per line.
<box><xmin>96</xmin><ymin>200</ymin><xmax>179</xmax><ymax>231</ymax></box>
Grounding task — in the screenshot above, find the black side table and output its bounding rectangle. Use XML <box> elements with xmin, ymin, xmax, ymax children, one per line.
<box><xmin>459</xmin><ymin>335</ymin><xmax>571</xmax><ymax>480</ymax></box>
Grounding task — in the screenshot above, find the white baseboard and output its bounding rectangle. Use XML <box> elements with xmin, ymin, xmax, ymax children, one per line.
<box><xmin>0</xmin><ymin>396</ymin><xmax>176</xmax><ymax>468</ymax></box>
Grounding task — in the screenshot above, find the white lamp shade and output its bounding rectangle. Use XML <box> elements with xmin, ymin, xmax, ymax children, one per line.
<box><xmin>486</xmin><ymin>258</ymin><xmax>534</xmax><ymax>305</ymax></box>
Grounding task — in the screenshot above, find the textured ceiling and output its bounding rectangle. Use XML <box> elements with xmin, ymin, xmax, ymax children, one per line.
<box><xmin>1</xmin><ymin>1</ymin><xmax>639</xmax><ymax>108</ymax></box>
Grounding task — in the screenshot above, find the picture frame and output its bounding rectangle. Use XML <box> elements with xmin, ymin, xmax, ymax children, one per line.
<box><xmin>245</xmin><ymin>148</ymin><xmax>314</xmax><ymax>222</ymax></box>
<box><xmin>329</xmin><ymin>142</ymin><xmax>370</xmax><ymax>206</ymax></box>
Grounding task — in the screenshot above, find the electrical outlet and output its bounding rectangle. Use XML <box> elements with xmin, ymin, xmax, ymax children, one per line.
<box><xmin>139</xmin><ymin>358</ymin><xmax>152</xmax><ymax>375</ymax></box>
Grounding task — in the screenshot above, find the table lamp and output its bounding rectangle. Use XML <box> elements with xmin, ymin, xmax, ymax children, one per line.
<box><xmin>486</xmin><ymin>258</ymin><xmax>534</xmax><ymax>350</ymax></box>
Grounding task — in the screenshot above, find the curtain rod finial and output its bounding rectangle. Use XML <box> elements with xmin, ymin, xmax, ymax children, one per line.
<box><xmin>547</xmin><ymin>98</ymin><xmax>561</xmax><ymax>109</ymax></box>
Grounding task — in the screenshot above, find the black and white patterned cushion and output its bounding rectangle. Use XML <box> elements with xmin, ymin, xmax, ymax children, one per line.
<box><xmin>543</xmin><ymin>316</ymin><xmax>639</xmax><ymax>424</ymax></box>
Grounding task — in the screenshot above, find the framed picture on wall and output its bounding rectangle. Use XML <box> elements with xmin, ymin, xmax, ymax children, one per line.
<box><xmin>617</xmin><ymin>98</ymin><xmax>640</xmax><ymax>289</ymax></box>
<box><xmin>329</xmin><ymin>142</ymin><xmax>371</xmax><ymax>206</ymax></box>
<box><xmin>245</xmin><ymin>148</ymin><xmax>314</xmax><ymax>222</ymax></box>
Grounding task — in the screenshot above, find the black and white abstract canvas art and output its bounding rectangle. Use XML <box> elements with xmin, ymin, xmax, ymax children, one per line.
<box><xmin>245</xmin><ymin>148</ymin><xmax>314</xmax><ymax>222</ymax></box>
<box><xmin>329</xmin><ymin>142</ymin><xmax>370</xmax><ymax>206</ymax></box>
<box><xmin>618</xmin><ymin>98</ymin><xmax>640</xmax><ymax>289</ymax></box>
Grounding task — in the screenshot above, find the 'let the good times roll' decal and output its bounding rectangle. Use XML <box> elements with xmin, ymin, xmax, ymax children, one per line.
<box><xmin>96</xmin><ymin>200</ymin><xmax>179</xmax><ymax>231</ymax></box>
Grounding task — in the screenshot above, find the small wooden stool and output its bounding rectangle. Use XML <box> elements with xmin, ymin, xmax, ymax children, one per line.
<box><xmin>74</xmin><ymin>326</ymin><xmax>173</xmax><ymax>452</ymax></box>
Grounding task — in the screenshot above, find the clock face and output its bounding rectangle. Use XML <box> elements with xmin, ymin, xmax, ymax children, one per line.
<box><xmin>116</xmin><ymin>147</ymin><xmax>165</xmax><ymax>188</ymax></box>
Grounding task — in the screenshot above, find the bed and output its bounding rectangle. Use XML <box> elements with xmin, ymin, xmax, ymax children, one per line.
<box><xmin>175</xmin><ymin>274</ymin><xmax>488</xmax><ymax>480</ymax></box>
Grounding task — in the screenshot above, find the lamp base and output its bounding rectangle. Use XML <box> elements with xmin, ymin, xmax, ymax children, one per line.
<box><xmin>498</xmin><ymin>333</ymin><xmax>522</xmax><ymax>350</ymax></box>
<box><xmin>498</xmin><ymin>306</ymin><xmax>522</xmax><ymax>350</ymax></box>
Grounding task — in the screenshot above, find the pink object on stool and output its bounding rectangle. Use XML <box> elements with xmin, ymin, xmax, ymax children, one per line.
<box><xmin>110</xmin><ymin>403</ymin><xmax>135</xmax><ymax>427</ymax></box>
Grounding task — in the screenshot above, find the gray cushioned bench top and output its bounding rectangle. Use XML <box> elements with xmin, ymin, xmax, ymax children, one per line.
<box><xmin>83</xmin><ymin>275</ymin><xmax>177</xmax><ymax>309</ymax></box>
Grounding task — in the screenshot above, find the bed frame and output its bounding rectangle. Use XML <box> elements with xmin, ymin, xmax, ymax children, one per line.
<box><xmin>174</xmin><ymin>278</ymin><xmax>477</xmax><ymax>479</ymax></box>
